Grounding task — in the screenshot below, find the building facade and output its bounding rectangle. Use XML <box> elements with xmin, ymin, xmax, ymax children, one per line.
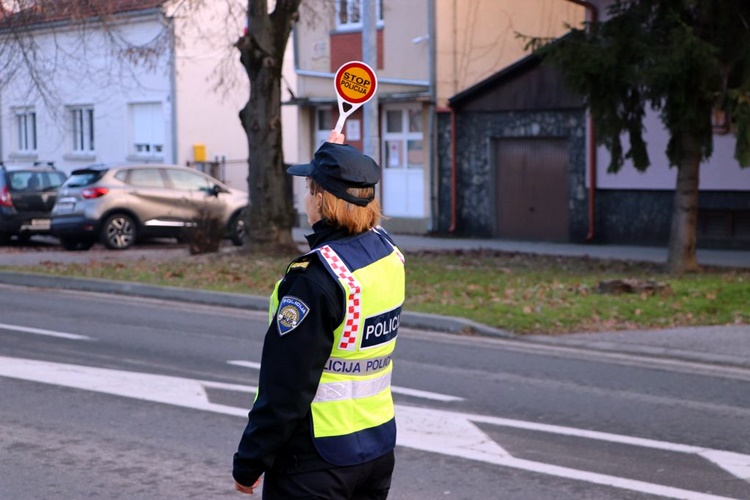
<box><xmin>443</xmin><ymin>0</ymin><xmax>750</xmax><ymax>249</ymax></box>
<box><xmin>290</xmin><ymin>0</ymin><xmax>583</xmax><ymax>232</ymax></box>
<box><xmin>0</xmin><ymin>0</ymin><xmax>298</xmax><ymax>191</ymax></box>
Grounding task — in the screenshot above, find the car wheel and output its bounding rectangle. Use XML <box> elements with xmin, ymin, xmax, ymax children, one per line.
<box><xmin>229</xmin><ymin>212</ymin><xmax>246</xmax><ymax>246</ymax></box>
<box><xmin>101</xmin><ymin>213</ymin><xmax>137</xmax><ymax>250</ymax></box>
<box><xmin>0</xmin><ymin>232</ymin><xmax>10</xmax><ymax>245</ymax></box>
<box><xmin>60</xmin><ymin>238</ymin><xmax>94</xmax><ymax>251</ymax></box>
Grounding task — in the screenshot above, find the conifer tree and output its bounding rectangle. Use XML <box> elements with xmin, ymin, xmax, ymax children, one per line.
<box><xmin>529</xmin><ymin>0</ymin><xmax>750</xmax><ymax>273</ymax></box>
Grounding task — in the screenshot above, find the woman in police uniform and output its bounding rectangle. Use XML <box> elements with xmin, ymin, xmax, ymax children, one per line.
<box><xmin>233</xmin><ymin>131</ymin><xmax>405</xmax><ymax>499</ymax></box>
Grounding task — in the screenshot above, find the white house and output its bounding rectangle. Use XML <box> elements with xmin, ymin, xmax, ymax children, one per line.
<box><xmin>0</xmin><ymin>0</ymin><xmax>299</xmax><ymax>190</ymax></box>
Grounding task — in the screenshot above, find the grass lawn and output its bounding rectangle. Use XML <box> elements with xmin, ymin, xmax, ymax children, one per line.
<box><xmin>4</xmin><ymin>248</ymin><xmax>748</xmax><ymax>334</ymax></box>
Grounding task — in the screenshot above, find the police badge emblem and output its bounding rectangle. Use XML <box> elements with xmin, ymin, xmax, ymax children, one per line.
<box><xmin>276</xmin><ymin>296</ymin><xmax>310</xmax><ymax>336</ymax></box>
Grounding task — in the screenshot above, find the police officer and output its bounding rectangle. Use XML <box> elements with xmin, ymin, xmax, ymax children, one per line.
<box><xmin>233</xmin><ymin>131</ymin><xmax>406</xmax><ymax>499</ymax></box>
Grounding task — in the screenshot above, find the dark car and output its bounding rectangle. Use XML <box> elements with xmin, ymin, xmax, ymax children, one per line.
<box><xmin>0</xmin><ymin>163</ymin><xmax>68</xmax><ymax>244</ymax></box>
<box><xmin>51</xmin><ymin>163</ymin><xmax>248</xmax><ymax>250</ymax></box>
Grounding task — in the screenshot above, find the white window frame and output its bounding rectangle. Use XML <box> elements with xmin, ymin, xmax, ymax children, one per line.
<box><xmin>380</xmin><ymin>103</ymin><xmax>425</xmax><ymax>217</ymax></box>
<box><xmin>335</xmin><ymin>0</ymin><xmax>383</xmax><ymax>30</ymax></box>
<box><xmin>128</xmin><ymin>102</ymin><xmax>165</xmax><ymax>160</ymax></box>
<box><xmin>70</xmin><ymin>105</ymin><xmax>95</xmax><ymax>153</ymax></box>
<box><xmin>14</xmin><ymin>107</ymin><xmax>37</xmax><ymax>154</ymax></box>
<box><xmin>381</xmin><ymin>105</ymin><xmax>424</xmax><ymax>171</ymax></box>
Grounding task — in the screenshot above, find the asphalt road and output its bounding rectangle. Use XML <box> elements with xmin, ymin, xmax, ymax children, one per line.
<box><xmin>2</xmin><ymin>285</ymin><xmax>750</xmax><ymax>499</ymax></box>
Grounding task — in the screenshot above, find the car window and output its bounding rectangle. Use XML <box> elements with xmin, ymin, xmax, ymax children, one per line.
<box><xmin>66</xmin><ymin>170</ymin><xmax>106</xmax><ymax>187</ymax></box>
<box><xmin>7</xmin><ymin>171</ymin><xmax>32</xmax><ymax>191</ymax></box>
<box><xmin>6</xmin><ymin>170</ymin><xmax>67</xmax><ymax>191</ymax></box>
<box><xmin>45</xmin><ymin>172</ymin><xmax>67</xmax><ymax>189</ymax></box>
<box><xmin>165</xmin><ymin>169</ymin><xmax>211</xmax><ymax>192</ymax></box>
<box><xmin>126</xmin><ymin>168</ymin><xmax>166</xmax><ymax>188</ymax></box>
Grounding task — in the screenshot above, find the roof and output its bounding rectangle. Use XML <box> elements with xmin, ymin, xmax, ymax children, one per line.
<box><xmin>449</xmin><ymin>52</ymin><xmax>542</xmax><ymax>108</ymax></box>
<box><xmin>0</xmin><ymin>0</ymin><xmax>165</xmax><ymax>28</ymax></box>
<box><xmin>449</xmin><ymin>31</ymin><xmax>577</xmax><ymax>109</ymax></box>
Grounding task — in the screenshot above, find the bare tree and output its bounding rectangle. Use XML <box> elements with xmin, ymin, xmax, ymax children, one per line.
<box><xmin>235</xmin><ymin>0</ymin><xmax>302</xmax><ymax>251</ymax></box>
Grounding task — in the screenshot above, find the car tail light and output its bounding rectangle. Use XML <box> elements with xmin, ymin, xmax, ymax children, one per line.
<box><xmin>0</xmin><ymin>186</ymin><xmax>12</xmax><ymax>207</ymax></box>
<box><xmin>81</xmin><ymin>187</ymin><xmax>110</xmax><ymax>199</ymax></box>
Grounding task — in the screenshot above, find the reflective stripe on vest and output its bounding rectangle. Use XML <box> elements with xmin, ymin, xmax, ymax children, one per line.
<box><xmin>313</xmin><ymin>370</ymin><xmax>392</xmax><ymax>403</ymax></box>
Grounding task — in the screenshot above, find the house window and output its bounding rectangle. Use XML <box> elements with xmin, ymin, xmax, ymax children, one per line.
<box><xmin>14</xmin><ymin>108</ymin><xmax>37</xmax><ymax>153</ymax></box>
<box><xmin>129</xmin><ymin>102</ymin><xmax>164</xmax><ymax>157</ymax></box>
<box><xmin>380</xmin><ymin>104</ymin><xmax>425</xmax><ymax>218</ymax></box>
<box><xmin>383</xmin><ymin>107</ymin><xmax>423</xmax><ymax>170</ymax></box>
<box><xmin>71</xmin><ymin>106</ymin><xmax>95</xmax><ymax>152</ymax></box>
<box><xmin>336</xmin><ymin>0</ymin><xmax>383</xmax><ymax>30</ymax></box>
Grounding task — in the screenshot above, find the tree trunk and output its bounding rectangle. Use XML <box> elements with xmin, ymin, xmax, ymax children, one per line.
<box><xmin>236</xmin><ymin>0</ymin><xmax>301</xmax><ymax>253</ymax></box>
<box><xmin>666</xmin><ymin>132</ymin><xmax>701</xmax><ymax>274</ymax></box>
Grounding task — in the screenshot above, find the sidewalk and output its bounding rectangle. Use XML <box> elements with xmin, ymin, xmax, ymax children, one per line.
<box><xmin>1</xmin><ymin>231</ymin><xmax>749</xmax><ymax>370</ymax></box>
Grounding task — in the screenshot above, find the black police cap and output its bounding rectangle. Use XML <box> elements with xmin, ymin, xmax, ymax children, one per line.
<box><xmin>287</xmin><ymin>142</ymin><xmax>380</xmax><ymax>206</ymax></box>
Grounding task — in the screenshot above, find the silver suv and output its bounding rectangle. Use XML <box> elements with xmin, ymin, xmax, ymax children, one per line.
<box><xmin>51</xmin><ymin>164</ymin><xmax>248</xmax><ymax>250</ymax></box>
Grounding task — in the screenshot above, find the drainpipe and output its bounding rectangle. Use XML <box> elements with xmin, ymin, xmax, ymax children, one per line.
<box><xmin>167</xmin><ymin>13</ymin><xmax>178</xmax><ymax>165</ymax></box>
<box><xmin>427</xmin><ymin>0</ymin><xmax>437</xmax><ymax>232</ymax></box>
<box><xmin>448</xmin><ymin>0</ymin><xmax>458</xmax><ymax>233</ymax></box>
<box><xmin>564</xmin><ymin>0</ymin><xmax>599</xmax><ymax>241</ymax></box>
<box><xmin>448</xmin><ymin>106</ymin><xmax>457</xmax><ymax>233</ymax></box>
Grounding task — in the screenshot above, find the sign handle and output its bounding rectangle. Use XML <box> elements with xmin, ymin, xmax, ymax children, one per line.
<box><xmin>334</xmin><ymin>100</ymin><xmax>364</xmax><ymax>134</ymax></box>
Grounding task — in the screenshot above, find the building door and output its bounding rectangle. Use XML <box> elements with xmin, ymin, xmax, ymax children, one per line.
<box><xmin>381</xmin><ymin>105</ymin><xmax>425</xmax><ymax>218</ymax></box>
<box><xmin>494</xmin><ymin>138</ymin><xmax>570</xmax><ymax>241</ymax></box>
<box><xmin>314</xmin><ymin>106</ymin><xmax>334</xmax><ymax>148</ymax></box>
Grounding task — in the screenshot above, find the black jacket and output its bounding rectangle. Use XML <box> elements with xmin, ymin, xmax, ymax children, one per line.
<box><xmin>233</xmin><ymin>221</ymin><xmax>350</xmax><ymax>486</ymax></box>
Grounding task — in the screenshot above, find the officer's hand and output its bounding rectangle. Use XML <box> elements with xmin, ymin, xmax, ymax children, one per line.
<box><xmin>234</xmin><ymin>477</ymin><xmax>261</xmax><ymax>495</ymax></box>
<box><xmin>327</xmin><ymin>130</ymin><xmax>346</xmax><ymax>144</ymax></box>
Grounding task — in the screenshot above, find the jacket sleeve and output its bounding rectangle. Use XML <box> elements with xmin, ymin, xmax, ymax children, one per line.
<box><xmin>233</xmin><ymin>263</ymin><xmax>342</xmax><ymax>486</ymax></box>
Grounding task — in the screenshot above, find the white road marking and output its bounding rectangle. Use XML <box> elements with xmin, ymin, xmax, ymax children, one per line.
<box><xmin>397</xmin><ymin>404</ymin><xmax>511</xmax><ymax>461</ymax></box>
<box><xmin>700</xmin><ymin>450</ymin><xmax>750</xmax><ymax>483</ymax></box>
<box><xmin>227</xmin><ymin>359</ymin><xmax>464</xmax><ymax>402</ymax></box>
<box><xmin>390</xmin><ymin>386</ymin><xmax>463</xmax><ymax>402</ymax></box>
<box><xmin>0</xmin><ymin>356</ymin><xmax>747</xmax><ymax>499</ymax></box>
<box><xmin>0</xmin><ymin>356</ymin><xmax>247</xmax><ymax>416</ymax></box>
<box><xmin>228</xmin><ymin>360</ymin><xmax>262</xmax><ymax>370</ymax></box>
<box><xmin>0</xmin><ymin>322</ymin><xmax>91</xmax><ymax>341</ymax></box>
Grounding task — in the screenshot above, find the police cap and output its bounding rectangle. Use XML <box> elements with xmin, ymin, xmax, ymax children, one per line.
<box><xmin>287</xmin><ymin>142</ymin><xmax>380</xmax><ymax>207</ymax></box>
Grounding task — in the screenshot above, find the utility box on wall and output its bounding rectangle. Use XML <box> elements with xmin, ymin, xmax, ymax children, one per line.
<box><xmin>193</xmin><ymin>143</ymin><xmax>207</xmax><ymax>162</ymax></box>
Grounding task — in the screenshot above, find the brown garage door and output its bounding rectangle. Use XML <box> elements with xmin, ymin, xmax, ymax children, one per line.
<box><xmin>494</xmin><ymin>138</ymin><xmax>570</xmax><ymax>241</ymax></box>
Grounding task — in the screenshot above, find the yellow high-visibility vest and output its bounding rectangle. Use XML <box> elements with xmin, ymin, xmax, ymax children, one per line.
<box><xmin>269</xmin><ymin>227</ymin><xmax>405</xmax><ymax>465</ymax></box>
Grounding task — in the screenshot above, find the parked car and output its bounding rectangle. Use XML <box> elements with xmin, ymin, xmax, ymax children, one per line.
<box><xmin>0</xmin><ymin>163</ymin><xmax>68</xmax><ymax>244</ymax></box>
<box><xmin>51</xmin><ymin>164</ymin><xmax>248</xmax><ymax>250</ymax></box>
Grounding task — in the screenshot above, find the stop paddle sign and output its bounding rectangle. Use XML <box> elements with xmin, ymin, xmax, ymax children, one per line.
<box><xmin>333</xmin><ymin>61</ymin><xmax>378</xmax><ymax>134</ymax></box>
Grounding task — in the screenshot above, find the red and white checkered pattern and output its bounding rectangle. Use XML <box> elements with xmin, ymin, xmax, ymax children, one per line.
<box><xmin>392</xmin><ymin>246</ymin><xmax>405</xmax><ymax>264</ymax></box>
<box><xmin>319</xmin><ymin>245</ymin><xmax>362</xmax><ymax>351</ymax></box>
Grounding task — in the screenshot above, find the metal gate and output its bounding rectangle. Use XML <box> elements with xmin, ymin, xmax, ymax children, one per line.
<box><xmin>494</xmin><ymin>138</ymin><xmax>570</xmax><ymax>241</ymax></box>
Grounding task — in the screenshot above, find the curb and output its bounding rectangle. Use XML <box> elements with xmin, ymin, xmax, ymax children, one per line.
<box><xmin>0</xmin><ymin>271</ymin><xmax>516</xmax><ymax>339</ymax></box>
